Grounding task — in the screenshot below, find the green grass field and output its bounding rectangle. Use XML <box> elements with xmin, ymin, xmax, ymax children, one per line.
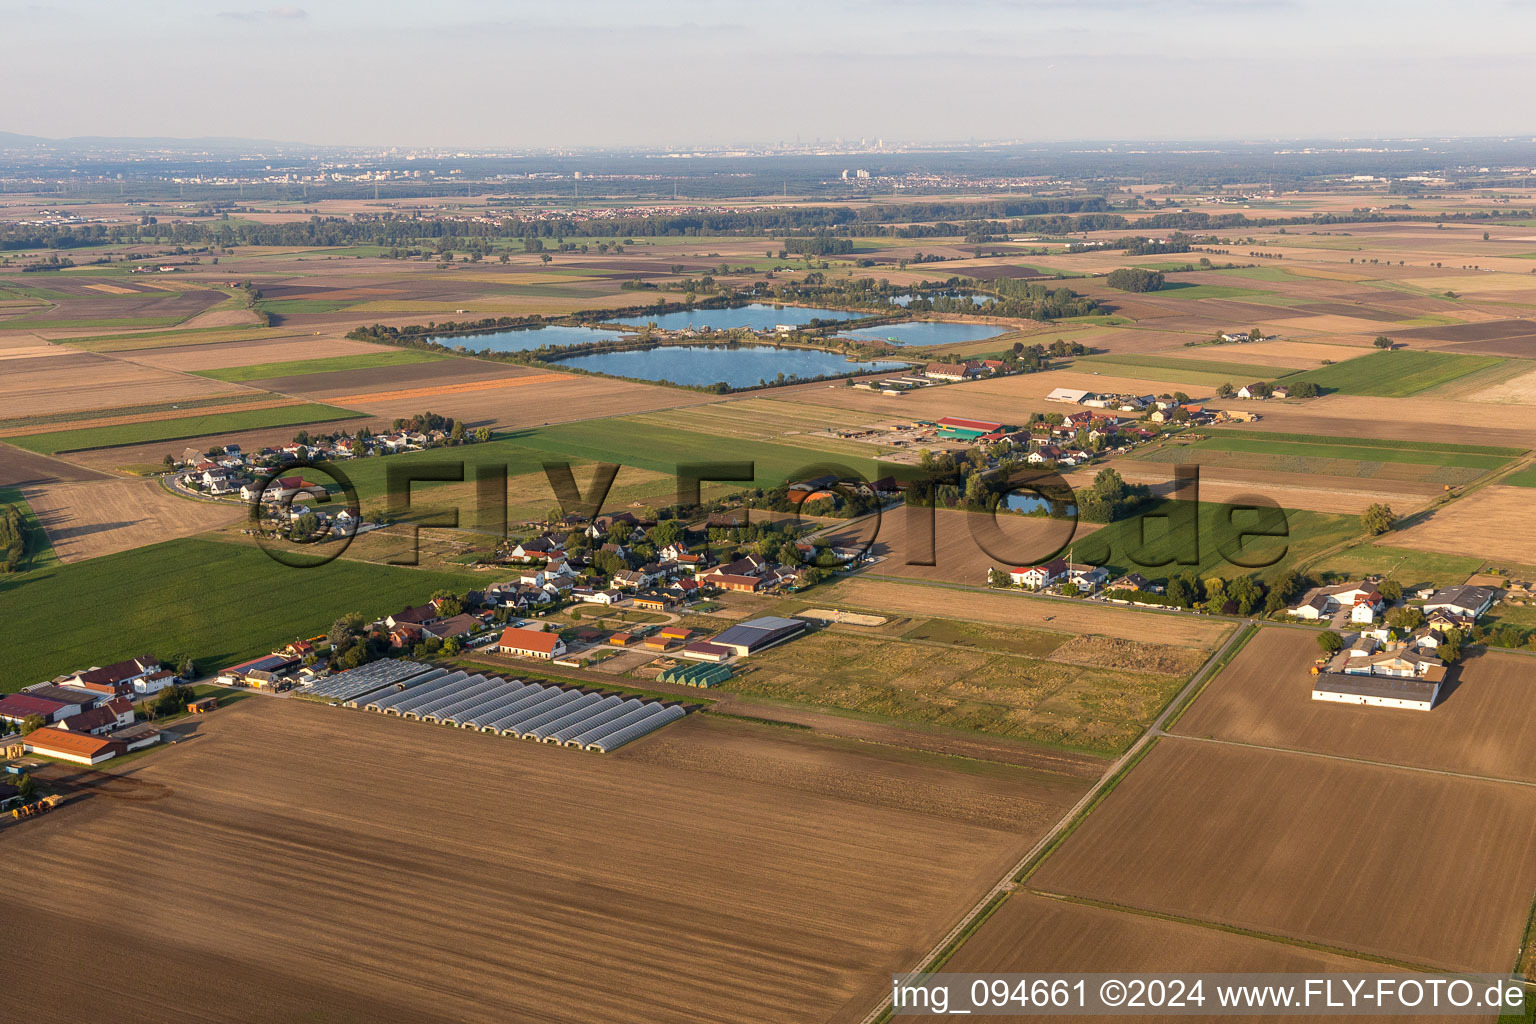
<box><xmin>1180</xmin><ymin>436</ymin><xmax>1513</xmax><ymax>470</ymax></box>
<box><xmin>0</xmin><ymin>536</ymin><xmax>478</xmax><ymax>690</ymax></box>
<box><xmin>1069</xmin><ymin>500</ymin><xmax>1357</xmax><ymax>584</ymax></box>
<box><xmin>6</xmin><ymin>403</ymin><xmax>364</xmax><ymax>454</ymax></box>
<box><xmin>1503</xmin><ymin>466</ymin><xmax>1536</xmax><ymax>487</ymax></box>
<box><xmin>0</xmin><ymin>487</ymin><xmax>57</xmax><ymax>574</ymax></box>
<box><xmin>1075</xmin><ymin>353</ymin><xmax>1304</xmax><ymax>380</ymax></box>
<box><xmin>1311</xmin><ymin>541</ymin><xmax>1485</xmax><ymax>590</ymax></box>
<box><xmin>1287</xmin><ymin>350</ymin><xmax>1505</xmax><ymax>397</ymax></box>
<box><xmin>1202</xmin><ymin>429</ymin><xmax>1527</xmax><ymax>458</ymax></box>
<box><xmin>506</xmin><ymin>418</ymin><xmax>888</xmax><ymax>487</ymax></box>
<box><xmin>194</xmin><ymin>350</ymin><xmax>446</xmax><ymax>382</ymax></box>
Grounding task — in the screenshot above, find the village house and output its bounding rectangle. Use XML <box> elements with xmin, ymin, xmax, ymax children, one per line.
<box><xmin>497</xmin><ymin>626</ymin><xmax>566</xmax><ymax>660</ymax></box>
<box><xmin>1010</xmin><ymin>559</ymin><xmax>1068</xmax><ymax>589</ymax></box>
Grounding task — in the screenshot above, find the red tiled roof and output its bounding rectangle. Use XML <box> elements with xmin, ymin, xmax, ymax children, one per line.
<box><xmin>497</xmin><ymin>627</ymin><xmax>560</xmax><ymax>654</ymax></box>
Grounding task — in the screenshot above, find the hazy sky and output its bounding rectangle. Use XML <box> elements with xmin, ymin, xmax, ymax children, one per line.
<box><xmin>4</xmin><ymin>0</ymin><xmax>1534</xmax><ymax>147</ymax></box>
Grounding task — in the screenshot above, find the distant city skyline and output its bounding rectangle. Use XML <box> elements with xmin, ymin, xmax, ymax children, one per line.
<box><xmin>4</xmin><ymin>0</ymin><xmax>1534</xmax><ymax>148</ymax></box>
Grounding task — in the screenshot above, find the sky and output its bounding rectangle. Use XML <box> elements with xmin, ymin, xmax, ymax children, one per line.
<box><xmin>3</xmin><ymin>0</ymin><xmax>1534</xmax><ymax>148</ymax></box>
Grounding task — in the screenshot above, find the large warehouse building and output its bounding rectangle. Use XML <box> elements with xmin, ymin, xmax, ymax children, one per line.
<box><xmin>710</xmin><ymin>616</ymin><xmax>807</xmax><ymax>657</ymax></box>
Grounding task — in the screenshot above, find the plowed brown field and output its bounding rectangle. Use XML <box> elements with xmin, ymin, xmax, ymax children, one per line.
<box><xmin>1031</xmin><ymin>738</ymin><xmax>1536</xmax><ymax>973</ymax></box>
<box><xmin>6</xmin><ymin>699</ymin><xmax>1051</xmax><ymax>1024</ymax></box>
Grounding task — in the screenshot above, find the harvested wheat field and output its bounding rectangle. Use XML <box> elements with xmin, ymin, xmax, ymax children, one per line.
<box><xmin>815</xmin><ymin>576</ymin><xmax>1230</xmax><ymax>649</ymax></box>
<box><xmin>1390</xmin><ymin>485</ymin><xmax>1536</xmax><ymax>563</ymax></box>
<box><xmin>1031</xmin><ymin>738</ymin><xmax>1536</xmax><ymax>973</ymax></box>
<box><xmin>20</xmin><ymin>477</ymin><xmax>243</xmax><ymax>562</ymax></box>
<box><xmin>4</xmin><ymin>699</ymin><xmax>1039</xmax><ymax>1024</ymax></box>
<box><xmin>935</xmin><ymin>894</ymin><xmax>1443</xmax><ymax>1024</ymax></box>
<box><xmin>1174</xmin><ymin>628</ymin><xmax>1536</xmax><ymax>783</ymax></box>
<box><xmin>120</xmin><ymin>333</ymin><xmax>394</xmax><ymax>371</ymax></box>
<box><xmin>1</xmin><ymin>350</ymin><xmax>239</xmax><ymax>417</ymax></box>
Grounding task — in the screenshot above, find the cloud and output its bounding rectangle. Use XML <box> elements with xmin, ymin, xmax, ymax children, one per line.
<box><xmin>219</xmin><ymin>6</ymin><xmax>307</xmax><ymax>21</ymax></box>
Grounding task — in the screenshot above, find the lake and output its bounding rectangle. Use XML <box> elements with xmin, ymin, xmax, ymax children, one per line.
<box><xmin>891</xmin><ymin>291</ymin><xmax>995</xmax><ymax>307</ymax></box>
<box><xmin>430</xmin><ymin>324</ymin><xmax>628</xmax><ymax>352</ymax></box>
<box><xmin>611</xmin><ymin>303</ymin><xmax>863</xmax><ymax>332</ymax></box>
<box><xmin>840</xmin><ymin>321</ymin><xmax>1010</xmax><ymax>347</ymax></box>
<box><xmin>550</xmin><ymin>344</ymin><xmax>910</xmax><ymax>388</ymax></box>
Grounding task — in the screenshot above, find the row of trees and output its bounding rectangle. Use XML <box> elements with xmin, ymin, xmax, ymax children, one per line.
<box><xmin>0</xmin><ymin>504</ymin><xmax>28</xmax><ymax>572</ymax></box>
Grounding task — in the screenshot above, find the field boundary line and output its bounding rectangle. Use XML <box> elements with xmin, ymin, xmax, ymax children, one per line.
<box><xmin>1162</xmin><ymin>732</ymin><xmax>1536</xmax><ymax>790</ymax></box>
<box><xmin>1026</xmin><ymin>891</ymin><xmax>1446</xmax><ymax>975</ymax></box>
<box><xmin>858</xmin><ymin>620</ymin><xmax>1253</xmax><ymax>1024</ymax></box>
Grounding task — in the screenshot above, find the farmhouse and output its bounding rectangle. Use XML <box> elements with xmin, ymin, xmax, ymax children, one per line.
<box><xmin>497</xmin><ymin>627</ymin><xmax>566</xmax><ymax>660</ymax></box>
<box><xmin>1289</xmin><ymin>582</ymin><xmax>1380</xmax><ymax>622</ymax></box>
<box><xmin>66</xmin><ymin>655</ymin><xmax>162</xmax><ymax>693</ymax></box>
<box><xmin>924</xmin><ymin>362</ymin><xmax>979</xmax><ymax>382</ymax></box>
<box><xmin>1422</xmin><ymin>585</ymin><xmax>1496</xmax><ymax>621</ymax></box>
<box><xmin>56</xmin><ymin>698</ymin><xmax>135</xmax><ymax>735</ymax></box>
<box><xmin>710</xmin><ymin>616</ymin><xmax>808</xmax><ymax>657</ymax></box>
<box><xmin>1010</xmin><ymin>559</ymin><xmax>1067</xmax><ymax>589</ymax></box>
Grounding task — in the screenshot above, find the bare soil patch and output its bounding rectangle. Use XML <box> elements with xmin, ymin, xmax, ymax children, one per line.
<box><xmin>939</xmin><ymin>894</ymin><xmax>1443</xmax><ymax>1024</ymax></box>
<box><xmin>1031</xmin><ymin>738</ymin><xmax>1536</xmax><ymax>972</ymax></box>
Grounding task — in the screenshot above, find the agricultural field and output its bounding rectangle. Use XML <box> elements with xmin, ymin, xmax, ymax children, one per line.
<box><xmin>192</xmin><ymin>349</ymin><xmax>448</xmax><ymax>382</ymax></box>
<box><xmin>1389</xmin><ymin>485</ymin><xmax>1536</xmax><ymax>564</ymax></box>
<box><xmin>17</xmin><ymin>476</ymin><xmax>243</xmax><ymax>563</ymax></box>
<box><xmin>4</xmin><ymin>401</ymin><xmax>363</xmax><ymax>454</ymax></box>
<box><xmin>726</xmin><ymin>625</ymin><xmax>1199</xmax><ymax>755</ymax></box>
<box><xmin>5</xmin><ymin>699</ymin><xmax>1061</xmax><ymax>1024</ymax></box>
<box><xmin>817</xmin><ymin>506</ymin><xmax>1088</xmax><ymax>588</ymax></box>
<box><xmin>1173</xmin><ymin>627</ymin><xmax>1536</xmax><ymax>783</ymax></box>
<box><xmin>1287</xmin><ymin>349</ymin><xmax>1506</xmax><ymax>397</ymax></box>
<box><xmin>945</xmin><ymin>892</ymin><xmax>1419</xmax><ymax>992</ymax></box>
<box><xmin>1029</xmin><ymin>739</ymin><xmax>1536</xmax><ymax>973</ymax></box>
<box><xmin>0</xmin><ymin>536</ymin><xmax>485</xmax><ymax>688</ymax></box>
<box><xmin>814</xmin><ymin>575</ymin><xmax>1232</xmax><ymax>648</ymax></box>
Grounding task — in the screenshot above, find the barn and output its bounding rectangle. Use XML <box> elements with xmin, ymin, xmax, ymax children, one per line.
<box><xmin>710</xmin><ymin>616</ymin><xmax>807</xmax><ymax>657</ymax></box>
<box><xmin>23</xmin><ymin>728</ymin><xmax>128</xmax><ymax>766</ymax></box>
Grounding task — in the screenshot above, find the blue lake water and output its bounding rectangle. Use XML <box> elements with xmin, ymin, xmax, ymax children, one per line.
<box><xmin>840</xmin><ymin>321</ymin><xmax>1009</xmax><ymax>346</ymax></box>
<box><xmin>611</xmin><ymin>303</ymin><xmax>863</xmax><ymax>332</ymax></box>
<box><xmin>431</xmin><ymin>324</ymin><xmax>629</xmax><ymax>352</ymax></box>
<box><xmin>551</xmin><ymin>344</ymin><xmax>910</xmax><ymax>388</ymax></box>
